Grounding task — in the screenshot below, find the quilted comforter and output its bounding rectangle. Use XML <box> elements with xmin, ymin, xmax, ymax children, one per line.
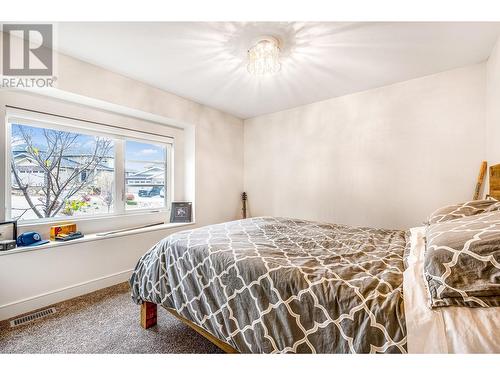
<box><xmin>130</xmin><ymin>217</ymin><xmax>407</xmax><ymax>353</ymax></box>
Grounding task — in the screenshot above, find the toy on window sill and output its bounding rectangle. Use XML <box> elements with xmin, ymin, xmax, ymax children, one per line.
<box><xmin>55</xmin><ymin>231</ymin><xmax>84</xmax><ymax>241</ymax></box>
<box><xmin>50</xmin><ymin>223</ymin><xmax>78</xmax><ymax>241</ymax></box>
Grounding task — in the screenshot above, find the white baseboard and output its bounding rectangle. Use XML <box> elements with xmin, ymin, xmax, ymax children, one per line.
<box><xmin>0</xmin><ymin>269</ymin><xmax>133</xmax><ymax>320</ymax></box>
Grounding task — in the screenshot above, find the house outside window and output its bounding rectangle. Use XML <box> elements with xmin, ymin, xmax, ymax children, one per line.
<box><xmin>125</xmin><ymin>140</ymin><xmax>167</xmax><ymax>210</ymax></box>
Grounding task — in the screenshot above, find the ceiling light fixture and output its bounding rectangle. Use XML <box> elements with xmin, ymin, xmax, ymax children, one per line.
<box><xmin>247</xmin><ymin>36</ymin><xmax>281</xmax><ymax>75</ymax></box>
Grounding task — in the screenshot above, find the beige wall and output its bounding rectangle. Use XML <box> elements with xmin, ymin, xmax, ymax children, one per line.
<box><xmin>0</xmin><ymin>51</ymin><xmax>244</xmax><ymax>319</ymax></box>
<box><xmin>486</xmin><ymin>37</ymin><xmax>500</xmax><ymax>168</ymax></box>
<box><xmin>244</xmin><ymin>64</ymin><xmax>486</xmax><ymax>229</ymax></box>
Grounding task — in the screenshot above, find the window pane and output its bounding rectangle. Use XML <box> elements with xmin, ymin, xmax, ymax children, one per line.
<box><xmin>11</xmin><ymin>124</ymin><xmax>115</xmax><ymax>221</ymax></box>
<box><xmin>125</xmin><ymin>140</ymin><xmax>166</xmax><ymax>210</ymax></box>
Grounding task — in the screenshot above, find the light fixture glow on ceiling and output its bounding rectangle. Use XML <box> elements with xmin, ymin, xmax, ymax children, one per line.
<box><xmin>247</xmin><ymin>36</ymin><xmax>281</xmax><ymax>75</ymax></box>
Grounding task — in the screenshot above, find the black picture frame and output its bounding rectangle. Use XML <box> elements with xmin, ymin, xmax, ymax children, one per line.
<box><xmin>0</xmin><ymin>221</ymin><xmax>17</xmax><ymax>242</ymax></box>
<box><xmin>170</xmin><ymin>202</ymin><xmax>192</xmax><ymax>223</ymax></box>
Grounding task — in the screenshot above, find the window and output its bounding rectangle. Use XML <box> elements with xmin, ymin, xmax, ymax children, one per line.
<box><xmin>125</xmin><ymin>140</ymin><xmax>167</xmax><ymax>211</ymax></box>
<box><xmin>11</xmin><ymin>124</ymin><xmax>115</xmax><ymax>221</ymax></box>
<box><xmin>6</xmin><ymin>111</ymin><xmax>172</xmax><ymax>224</ymax></box>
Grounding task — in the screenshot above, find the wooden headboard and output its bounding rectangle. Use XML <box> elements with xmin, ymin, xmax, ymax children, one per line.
<box><xmin>489</xmin><ymin>164</ymin><xmax>500</xmax><ymax>200</ymax></box>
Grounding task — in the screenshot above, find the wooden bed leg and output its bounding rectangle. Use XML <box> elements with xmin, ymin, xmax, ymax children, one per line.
<box><xmin>140</xmin><ymin>302</ymin><xmax>157</xmax><ymax>329</ymax></box>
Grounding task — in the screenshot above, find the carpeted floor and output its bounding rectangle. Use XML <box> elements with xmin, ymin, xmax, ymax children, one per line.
<box><xmin>0</xmin><ymin>282</ymin><xmax>223</xmax><ymax>354</ymax></box>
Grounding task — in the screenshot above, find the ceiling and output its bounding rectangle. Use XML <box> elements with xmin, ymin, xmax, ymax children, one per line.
<box><xmin>55</xmin><ymin>22</ymin><xmax>500</xmax><ymax>119</ymax></box>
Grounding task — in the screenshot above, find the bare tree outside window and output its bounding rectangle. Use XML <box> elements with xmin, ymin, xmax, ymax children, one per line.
<box><xmin>96</xmin><ymin>172</ymin><xmax>114</xmax><ymax>213</ymax></box>
<box><xmin>10</xmin><ymin>124</ymin><xmax>114</xmax><ymax>220</ymax></box>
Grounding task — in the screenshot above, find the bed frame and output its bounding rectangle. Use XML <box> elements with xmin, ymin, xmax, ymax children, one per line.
<box><xmin>140</xmin><ymin>302</ymin><xmax>239</xmax><ymax>353</ymax></box>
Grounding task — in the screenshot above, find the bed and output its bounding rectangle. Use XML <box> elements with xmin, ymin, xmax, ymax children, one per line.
<box><xmin>130</xmin><ymin>203</ymin><xmax>500</xmax><ymax>354</ymax></box>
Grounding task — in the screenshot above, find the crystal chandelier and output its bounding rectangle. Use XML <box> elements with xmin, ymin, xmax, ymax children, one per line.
<box><xmin>247</xmin><ymin>37</ymin><xmax>281</xmax><ymax>75</ymax></box>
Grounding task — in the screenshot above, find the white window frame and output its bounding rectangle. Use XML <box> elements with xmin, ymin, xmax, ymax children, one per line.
<box><xmin>5</xmin><ymin>108</ymin><xmax>174</xmax><ymax>229</ymax></box>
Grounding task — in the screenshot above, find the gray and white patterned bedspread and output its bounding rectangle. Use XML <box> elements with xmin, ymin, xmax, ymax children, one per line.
<box><xmin>130</xmin><ymin>217</ymin><xmax>407</xmax><ymax>353</ymax></box>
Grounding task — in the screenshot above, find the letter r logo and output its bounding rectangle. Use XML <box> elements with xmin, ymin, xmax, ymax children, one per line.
<box><xmin>2</xmin><ymin>24</ymin><xmax>53</xmax><ymax>76</ymax></box>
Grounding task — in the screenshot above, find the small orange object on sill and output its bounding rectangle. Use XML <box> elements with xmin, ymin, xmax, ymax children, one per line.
<box><xmin>50</xmin><ymin>223</ymin><xmax>77</xmax><ymax>241</ymax></box>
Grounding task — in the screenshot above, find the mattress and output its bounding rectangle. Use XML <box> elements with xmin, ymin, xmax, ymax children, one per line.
<box><xmin>130</xmin><ymin>217</ymin><xmax>407</xmax><ymax>353</ymax></box>
<box><xmin>404</xmin><ymin>226</ymin><xmax>500</xmax><ymax>353</ymax></box>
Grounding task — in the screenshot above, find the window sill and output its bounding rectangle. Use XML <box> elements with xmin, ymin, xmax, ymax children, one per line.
<box><xmin>16</xmin><ymin>208</ymin><xmax>170</xmax><ymax>228</ymax></box>
<box><xmin>13</xmin><ymin>209</ymin><xmax>174</xmax><ymax>244</ymax></box>
<box><xmin>0</xmin><ymin>221</ymin><xmax>195</xmax><ymax>256</ymax></box>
